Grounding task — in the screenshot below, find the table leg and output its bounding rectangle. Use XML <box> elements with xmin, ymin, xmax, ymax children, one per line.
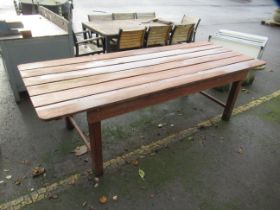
<box><xmin>105</xmin><ymin>36</ymin><xmax>111</xmax><ymax>53</ymax></box>
<box><xmin>222</xmin><ymin>80</ymin><xmax>242</xmax><ymax>121</ymax></box>
<box><xmin>65</xmin><ymin>116</ymin><xmax>74</xmax><ymax>130</ymax></box>
<box><xmin>96</xmin><ymin>33</ymin><xmax>100</xmax><ymax>47</ymax></box>
<box><xmin>87</xmin><ymin>119</ymin><xmax>104</xmax><ymax>177</ymax></box>
<box><xmin>82</xmin><ymin>24</ymin><xmax>87</xmax><ymax>39</ymax></box>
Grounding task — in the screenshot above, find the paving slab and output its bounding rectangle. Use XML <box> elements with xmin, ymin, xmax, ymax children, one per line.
<box><xmin>23</xmin><ymin>96</ymin><xmax>280</xmax><ymax>210</ymax></box>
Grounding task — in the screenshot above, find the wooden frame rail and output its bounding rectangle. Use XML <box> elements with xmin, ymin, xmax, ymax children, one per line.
<box><xmin>199</xmin><ymin>91</ymin><xmax>226</xmax><ymax>107</ymax></box>
<box><xmin>66</xmin><ymin>116</ymin><xmax>91</xmax><ymax>150</ymax></box>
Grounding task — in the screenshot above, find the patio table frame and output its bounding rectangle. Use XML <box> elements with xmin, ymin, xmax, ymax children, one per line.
<box><xmin>18</xmin><ymin>41</ymin><xmax>265</xmax><ymax>177</ymax></box>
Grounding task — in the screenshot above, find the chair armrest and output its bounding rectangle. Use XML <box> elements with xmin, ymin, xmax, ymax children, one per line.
<box><xmin>75</xmin><ymin>30</ymin><xmax>91</xmax><ymax>35</ymax></box>
<box><xmin>76</xmin><ymin>37</ymin><xmax>104</xmax><ymax>45</ymax></box>
<box><xmin>74</xmin><ymin>30</ymin><xmax>92</xmax><ymax>39</ymax></box>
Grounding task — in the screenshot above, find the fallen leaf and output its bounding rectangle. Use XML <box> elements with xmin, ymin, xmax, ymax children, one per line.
<box><xmin>68</xmin><ymin>178</ymin><xmax>76</xmax><ymax>185</ymax></box>
<box><xmin>5</xmin><ymin>175</ymin><xmax>12</xmax><ymax>180</ymax></box>
<box><xmin>32</xmin><ymin>167</ymin><xmax>46</xmax><ymax>177</ymax></box>
<box><xmin>237</xmin><ymin>146</ymin><xmax>244</xmax><ymax>154</ymax></box>
<box><xmin>82</xmin><ymin>201</ymin><xmax>87</xmax><ymax>207</ymax></box>
<box><xmin>30</xmin><ymin>188</ymin><xmax>34</xmax><ymax>192</ymax></box>
<box><xmin>242</xmin><ymin>88</ymin><xmax>249</xmax><ymax>93</ymax></box>
<box><xmin>170</xmin><ymin>124</ymin><xmax>174</xmax><ymax>127</ymax></box>
<box><xmin>20</xmin><ymin>160</ymin><xmax>30</xmax><ymax>165</ymax></box>
<box><xmin>157</xmin><ymin>123</ymin><xmax>163</xmax><ymax>128</ymax></box>
<box><xmin>131</xmin><ymin>160</ymin><xmax>139</xmax><ymax>166</ymax></box>
<box><xmin>94</xmin><ymin>183</ymin><xmax>99</xmax><ymax>188</ymax></box>
<box><xmin>74</xmin><ymin>145</ymin><xmax>88</xmax><ymax>156</ymax></box>
<box><xmin>15</xmin><ymin>179</ymin><xmax>21</xmax><ymax>185</ymax></box>
<box><xmin>0</xmin><ymin>180</ymin><xmax>4</xmax><ymax>184</ymax></box>
<box><xmin>3</xmin><ymin>169</ymin><xmax>9</xmax><ymax>172</ymax></box>
<box><xmin>188</xmin><ymin>136</ymin><xmax>194</xmax><ymax>141</ymax></box>
<box><xmin>94</xmin><ymin>177</ymin><xmax>100</xmax><ymax>183</ymax></box>
<box><xmin>85</xmin><ymin>169</ymin><xmax>93</xmax><ymax>177</ymax></box>
<box><xmin>198</xmin><ymin>125</ymin><xmax>206</xmax><ymax>130</ymax></box>
<box><xmin>48</xmin><ymin>193</ymin><xmax>59</xmax><ymax>200</ymax></box>
<box><xmin>112</xmin><ymin>195</ymin><xmax>118</xmax><ymax>201</ymax></box>
<box><xmin>99</xmin><ymin>195</ymin><xmax>108</xmax><ymax>204</ymax></box>
<box><xmin>138</xmin><ymin>168</ymin><xmax>145</xmax><ymax>180</ymax></box>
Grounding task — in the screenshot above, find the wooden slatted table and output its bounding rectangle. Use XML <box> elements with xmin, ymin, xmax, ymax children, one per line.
<box><xmin>18</xmin><ymin>41</ymin><xmax>265</xmax><ymax>177</ymax></box>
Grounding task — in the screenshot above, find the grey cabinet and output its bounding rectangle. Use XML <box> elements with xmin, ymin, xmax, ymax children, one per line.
<box><xmin>0</xmin><ymin>14</ymin><xmax>74</xmax><ymax>102</ymax></box>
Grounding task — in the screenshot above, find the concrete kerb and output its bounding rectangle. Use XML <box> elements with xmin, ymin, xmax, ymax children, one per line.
<box><xmin>1</xmin><ymin>89</ymin><xmax>280</xmax><ymax>210</ymax></box>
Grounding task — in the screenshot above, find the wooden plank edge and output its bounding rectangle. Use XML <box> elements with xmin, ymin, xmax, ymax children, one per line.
<box><xmin>34</xmin><ymin>60</ymin><xmax>265</xmax><ymax>121</ymax></box>
<box><xmin>18</xmin><ymin>41</ymin><xmax>211</xmax><ymax>71</ymax></box>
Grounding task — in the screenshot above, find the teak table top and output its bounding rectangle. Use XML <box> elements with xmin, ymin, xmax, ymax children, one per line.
<box><xmin>82</xmin><ymin>19</ymin><xmax>170</xmax><ymax>37</ymax></box>
<box><xmin>18</xmin><ymin>41</ymin><xmax>265</xmax><ymax>121</ymax></box>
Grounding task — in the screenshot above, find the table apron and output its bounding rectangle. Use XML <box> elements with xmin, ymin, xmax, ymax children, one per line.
<box><xmin>87</xmin><ymin>70</ymin><xmax>248</xmax><ymax>123</ymax></box>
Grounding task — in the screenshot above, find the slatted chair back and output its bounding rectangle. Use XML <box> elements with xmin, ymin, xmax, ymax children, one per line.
<box><xmin>136</xmin><ymin>12</ymin><xmax>156</xmax><ymax>19</ymax></box>
<box><xmin>88</xmin><ymin>14</ymin><xmax>113</xmax><ymax>21</ymax></box>
<box><xmin>181</xmin><ymin>15</ymin><xmax>201</xmax><ymax>42</ymax></box>
<box><xmin>170</xmin><ymin>24</ymin><xmax>195</xmax><ymax>45</ymax></box>
<box><xmin>117</xmin><ymin>28</ymin><xmax>146</xmax><ymax>50</ymax></box>
<box><xmin>113</xmin><ymin>13</ymin><xmax>136</xmax><ymax>20</ymax></box>
<box><xmin>145</xmin><ymin>25</ymin><xmax>172</xmax><ymax>47</ymax></box>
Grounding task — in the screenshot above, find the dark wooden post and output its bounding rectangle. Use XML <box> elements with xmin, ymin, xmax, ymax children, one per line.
<box><xmin>65</xmin><ymin>116</ymin><xmax>74</xmax><ymax>130</ymax></box>
<box><xmin>87</xmin><ymin>114</ymin><xmax>103</xmax><ymax>177</ymax></box>
<box><xmin>82</xmin><ymin>24</ymin><xmax>88</xmax><ymax>39</ymax></box>
<box><xmin>222</xmin><ymin>80</ymin><xmax>242</xmax><ymax>121</ymax></box>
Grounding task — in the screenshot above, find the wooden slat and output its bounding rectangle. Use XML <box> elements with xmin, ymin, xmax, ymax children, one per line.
<box><xmin>20</xmin><ymin>45</ymin><xmax>219</xmax><ymax>78</ymax></box>
<box><xmin>27</xmin><ymin>51</ymin><xmax>240</xmax><ymax>96</ymax></box>
<box><xmin>113</xmin><ymin>13</ymin><xmax>135</xmax><ymax>20</ymax></box>
<box><xmin>171</xmin><ymin>24</ymin><xmax>194</xmax><ymax>44</ymax></box>
<box><xmin>181</xmin><ymin>15</ymin><xmax>200</xmax><ymax>26</ymax></box>
<box><xmin>35</xmin><ymin>60</ymin><xmax>265</xmax><ymax>120</ymax></box>
<box><xmin>18</xmin><ymin>41</ymin><xmax>211</xmax><ymax>70</ymax></box>
<box><xmin>118</xmin><ymin>29</ymin><xmax>145</xmax><ymax>50</ymax></box>
<box><xmin>23</xmin><ymin>47</ymin><xmax>228</xmax><ymax>86</ymax></box>
<box><xmin>88</xmin><ymin>14</ymin><xmax>113</xmax><ymax>21</ymax></box>
<box><xmin>30</xmin><ymin>55</ymin><xmax>253</xmax><ymax>107</ymax></box>
<box><xmin>136</xmin><ymin>12</ymin><xmax>156</xmax><ymax>19</ymax></box>
<box><xmin>146</xmin><ymin>25</ymin><xmax>172</xmax><ymax>46</ymax></box>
